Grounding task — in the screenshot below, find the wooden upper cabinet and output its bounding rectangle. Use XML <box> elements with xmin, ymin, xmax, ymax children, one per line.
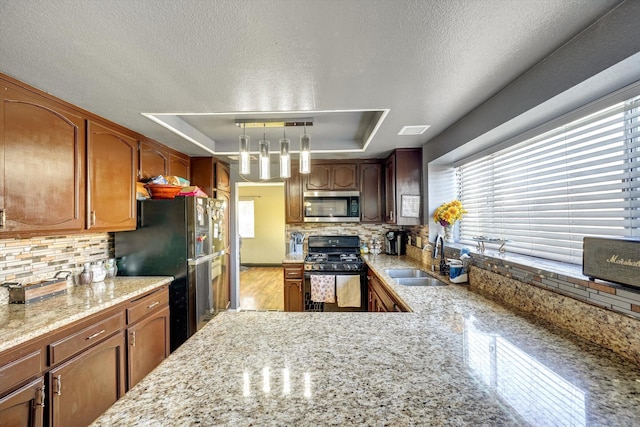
<box><xmin>139</xmin><ymin>139</ymin><xmax>190</xmax><ymax>181</ymax></box>
<box><xmin>385</xmin><ymin>149</ymin><xmax>422</xmax><ymax>225</ymax></box>
<box><xmin>190</xmin><ymin>157</ymin><xmax>230</xmax><ymax>197</ymax></box>
<box><xmin>139</xmin><ymin>140</ymin><xmax>169</xmax><ymax>180</ymax></box>
<box><xmin>0</xmin><ymin>82</ymin><xmax>86</xmax><ymax>236</ymax></box>
<box><xmin>306</xmin><ymin>163</ymin><xmax>358</xmax><ymax>191</ymax></box>
<box><xmin>87</xmin><ymin>121</ymin><xmax>137</xmax><ymax>232</ymax></box>
<box><xmin>285</xmin><ymin>167</ymin><xmax>304</xmax><ymax>224</ymax></box>
<box><xmin>360</xmin><ymin>162</ymin><xmax>383</xmax><ymax>223</ymax></box>
<box><xmin>169</xmin><ymin>154</ymin><xmax>190</xmax><ymax>181</ymax></box>
<box><xmin>215</xmin><ymin>162</ymin><xmax>230</xmax><ymax>193</ymax></box>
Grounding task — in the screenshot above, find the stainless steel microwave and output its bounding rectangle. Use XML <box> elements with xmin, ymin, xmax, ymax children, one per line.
<box><xmin>303</xmin><ymin>191</ymin><xmax>360</xmax><ymax>222</ymax></box>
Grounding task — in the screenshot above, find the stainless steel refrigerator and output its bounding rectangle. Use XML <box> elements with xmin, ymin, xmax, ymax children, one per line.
<box><xmin>115</xmin><ymin>196</ymin><xmax>216</xmax><ymax>352</ymax></box>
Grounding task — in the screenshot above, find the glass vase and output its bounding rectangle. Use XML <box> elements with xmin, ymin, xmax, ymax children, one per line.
<box><xmin>443</xmin><ymin>225</ymin><xmax>454</xmax><ymax>243</ymax></box>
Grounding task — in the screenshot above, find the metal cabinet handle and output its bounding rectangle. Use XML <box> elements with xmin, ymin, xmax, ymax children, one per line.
<box><xmin>131</xmin><ymin>331</ymin><xmax>136</xmax><ymax>347</ymax></box>
<box><xmin>0</xmin><ymin>209</ymin><xmax>5</xmax><ymax>227</ymax></box>
<box><xmin>37</xmin><ymin>384</ymin><xmax>46</xmax><ymax>407</ymax></box>
<box><xmin>86</xmin><ymin>329</ymin><xmax>105</xmax><ymax>340</ymax></box>
<box><xmin>147</xmin><ymin>301</ymin><xmax>160</xmax><ymax>310</ymax></box>
<box><xmin>55</xmin><ymin>375</ymin><xmax>62</xmax><ymax>396</ymax></box>
<box><xmin>90</xmin><ymin>211</ymin><xmax>96</xmax><ymax>226</ymax></box>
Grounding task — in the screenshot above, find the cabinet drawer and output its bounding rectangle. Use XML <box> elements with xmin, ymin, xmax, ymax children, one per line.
<box><xmin>0</xmin><ymin>350</ymin><xmax>41</xmax><ymax>395</ymax></box>
<box><xmin>284</xmin><ymin>264</ymin><xmax>304</xmax><ymax>279</ymax></box>
<box><xmin>127</xmin><ymin>287</ymin><xmax>168</xmax><ymax>325</ymax></box>
<box><xmin>49</xmin><ymin>312</ymin><xmax>124</xmax><ymax>365</ymax></box>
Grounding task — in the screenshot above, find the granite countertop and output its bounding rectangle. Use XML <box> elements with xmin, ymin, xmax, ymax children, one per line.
<box><xmin>93</xmin><ymin>255</ymin><xmax>640</xmax><ymax>426</ymax></box>
<box><xmin>0</xmin><ymin>276</ymin><xmax>173</xmax><ymax>353</ymax></box>
<box><xmin>282</xmin><ymin>253</ymin><xmax>305</xmax><ymax>263</ymax></box>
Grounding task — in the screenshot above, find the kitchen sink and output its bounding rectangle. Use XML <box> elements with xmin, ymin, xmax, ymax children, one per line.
<box><xmin>384</xmin><ymin>268</ymin><xmax>430</xmax><ymax>278</ymax></box>
<box><xmin>395</xmin><ymin>277</ymin><xmax>448</xmax><ymax>287</ymax></box>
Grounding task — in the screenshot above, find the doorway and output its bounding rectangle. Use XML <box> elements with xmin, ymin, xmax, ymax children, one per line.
<box><xmin>237</xmin><ymin>183</ymin><xmax>285</xmax><ymax>310</ymax></box>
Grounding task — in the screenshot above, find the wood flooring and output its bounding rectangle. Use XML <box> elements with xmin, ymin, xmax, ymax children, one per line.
<box><xmin>239</xmin><ymin>267</ymin><xmax>284</xmax><ymax>311</ymax></box>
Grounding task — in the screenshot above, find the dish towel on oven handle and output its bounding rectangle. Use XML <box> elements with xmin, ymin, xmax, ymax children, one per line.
<box><xmin>310</xmin><ymin>275</ymin><xmax>336</xmax><ymax>303</ymax></box>
<box><xmin>336</xmin><ymin>275</ymin><xmax>361</xmax><ymax>307</ymax></box>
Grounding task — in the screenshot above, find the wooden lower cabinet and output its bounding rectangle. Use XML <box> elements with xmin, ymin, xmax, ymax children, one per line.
<box><xmin>47</xmin><ymin>332</ymin><xmax>125</xmax><ymax>427</ymax></box>
<box><xmin>0</xmin><ymin>284</ymin><xmax>170</xmax><ymax>427</ymax></box>
<box><xmin>283</xmin><ymin>263</ymin><xmax>304</xmax><ymax>312</ymax></box>
<box><xmin>368</xmin><ymin>272</ymin><xmax>409</xmax><ymax>312</ymax></box>
<box><xmin>0</xmin><ymin>377</ymin><xmax>45</xmax><ymax>427</ymax></box>
<box><xmin>127</xmin><ymin>306</ymin><xmax>170</xmax><ymax>389</ymax></box>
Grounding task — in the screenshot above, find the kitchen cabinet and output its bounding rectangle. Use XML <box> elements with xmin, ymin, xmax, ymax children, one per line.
<box><xmin>139</xmin><ymin>139</ymin><xmax>191</xmax><ymax>181</ymax></box>
<box><xmin>368</xmin><ymin>271</ymin><xmax>409</xmax><ymax>312</ymax></box>
<box><xmin>360</xmin><ymin>162</ymin><xmax>383</xmax><ymax>223</ymax></box>
<box><xmin>48</xmin><ymin>332</ymin><xmax>125</xmax><ymax>427</ymax></box>
<box><xmin>285</xmin><ymin>166</ymin><xmax>304</xmax><ymax>224</ymax></box>
<box><xmin>169</xmin><ymin>154</ymin><xmax>191</xmax><ymax>181</ymax></box>
<box><xmin>283</xmin><ymin>263</ymin><xmax>304</xmax><ymax>312</ymax></box>
<box><xmin>126</xmin><ymin>286</ymin><xmax>170</xmax><ymax>389</ymax></box>
<box><xmin>0</xmin><ymin>79</ymin><xmax>86</xmax><ymax>237</ymax></box>
<box><xmin>384</xmin><ymin>149</ymin><xmax>422</xmax><ymax>225</ymax></box>
<box><xmin>306</xmin><ymin>162</ymin><xmax>358</xmax><ymax>191</ymax></box>
<box><xmin>0</xmin><ymin>377</ymin><xmax>45</xmax><ymax>427</ymax></box>
<box><xmin>87</xmin><ymin>120</ymin><xmax>137</xmax><ymax>232</ymax></box>
<box><xmin>190</xmin><ymin>157</ymin><xmax>230</xmax><ymax>197</ymax></box>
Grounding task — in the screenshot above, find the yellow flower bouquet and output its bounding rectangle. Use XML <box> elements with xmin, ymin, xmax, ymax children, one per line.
<box><xmin>433</xmin><ymin>200</ymin><xmax>467</xmax><ymax>227</ymax></box>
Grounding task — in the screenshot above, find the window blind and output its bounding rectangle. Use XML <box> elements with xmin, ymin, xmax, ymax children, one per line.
<box><xmin>457</xmin><ymin>96</ymin><xmax>640</xmax><ymax>264</ymax></box>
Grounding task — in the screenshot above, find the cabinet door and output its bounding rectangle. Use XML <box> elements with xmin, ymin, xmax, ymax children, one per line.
<box><xmin>87</xmin><ymin>121</ymin><xmax>137</xmax><ymax>231</ymax></box>
<box><xmin>284</xmin><ymin>279</ymin><xmax>304</xmax><ymax>312</ymax></box>
<box><xmin>1</xmin><ymin>84</ymin><xmax>86</xmax><ymax>235</ymax></box>
<box><xmin>285</xmin><ymin>169</ymin><xmax>304</xmax><ymax>223</ymax></box>
<box><xmin>169</xmin><ymin>153</ymin><xmax>190</xmax><ymax>180</ymax></box>
<box><xmin>332</xmin><ymin>164</ymin><xmax>358</xmax><ymax>190</ymax></box>
<box><xmin>139</xmin><ymin>140</ymin><xmax>168</xmax><ymax>180</ymax></box>
<box><xmin>0</xmin><ymin>377</ymin><xmax>44</xmax><ymax>427</ymax></box>
<box><xmin>127</xmin><ymin>306</ymin><xmax>170</xmax><ymax>389</ymax></box>
<box><xmin>384</xmin><ymin>154</ymin><xmax>396</xmax><ymax>223</ymax></box>
<box><xmin>215</xmin><ymin>162</ymin><xmax>230</xmax><ymax>193</ymax></box>
<box><xmin>360</xmin><ymin>163</ymin><xmax>383</xmax><ymax>223</ymax></box>
<box><xmin>306</xmin><ymin>164</ymin><xmax>331</xmax><ymax>190</ymax></box>
<box><xmin>48</xmin><ymin>332</ymin><xmax>125</xmax><ymax>427</ymax></box>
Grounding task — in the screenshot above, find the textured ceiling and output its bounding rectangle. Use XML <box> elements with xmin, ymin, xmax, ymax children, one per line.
<box><xmin>0</xmin><ymin>0</ymin><xmax>624</xmax><ymax>164</ymax></box>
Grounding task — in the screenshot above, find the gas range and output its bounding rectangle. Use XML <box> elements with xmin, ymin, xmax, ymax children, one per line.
<box><xmin>304</xmin><ymin>235</ymin><xmax>365</xmax><ymax>272</ymax></box>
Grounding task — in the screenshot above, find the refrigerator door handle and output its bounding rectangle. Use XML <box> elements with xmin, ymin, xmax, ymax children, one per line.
<box><xmin>188</xmin><ymin>253</ymin><xmax>217</xmax><ymax>266</ymax></box>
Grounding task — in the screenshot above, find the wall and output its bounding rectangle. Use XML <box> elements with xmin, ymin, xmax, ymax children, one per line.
<box><xmin>239</xmin><ymin>184</ymin><xmax>285</xmax><ymax>265</ymax></box>
<box><xmin>0</xmin><ymin>233</ymin><xmax>113</xmax><ymax>304</ymax></box>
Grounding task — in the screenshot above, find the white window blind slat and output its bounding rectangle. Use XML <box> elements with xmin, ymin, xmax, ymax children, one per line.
<box><xmin>457</xmin><ymin>95</ymin><xmax>640</xmax><ymax>265</ymax></box>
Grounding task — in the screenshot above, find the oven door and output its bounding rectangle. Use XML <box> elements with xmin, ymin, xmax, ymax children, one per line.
<box><xmin>303</xmin><ymin>271</ymin><xmax>367</xmax><ymax>312</ymax></box>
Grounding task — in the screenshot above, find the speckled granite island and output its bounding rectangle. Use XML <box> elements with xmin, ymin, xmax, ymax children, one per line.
<box><xmin>92</xmin><ymin>256</ymin><xmax>640</xmax><ymax>426</ymax></box>
<box><xmin>0</xmin><ymin>276</ymin><xmax>173</xmax><ymax>353</ymax></box>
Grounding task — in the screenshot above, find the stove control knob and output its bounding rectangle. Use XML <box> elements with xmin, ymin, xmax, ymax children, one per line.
<box><xmin>344</xmin><ymin>264</ymin><xmax>352</xmax><ymax>270</ymax></box>
<box><xmin>332</xmin><ymin>263</ymin><xmax>338</xmax><ymax>270</ymax></box>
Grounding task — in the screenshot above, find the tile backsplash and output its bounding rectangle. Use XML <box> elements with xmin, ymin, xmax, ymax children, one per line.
<box><xmin>0</xmin><ymin>233</ymin><xmax>113</xmax><ymax>303</ymax></box>
<box><xmin>285</xmin><ymin>223</ymin><xmax>430</xmax><ymax>252</ymax></box>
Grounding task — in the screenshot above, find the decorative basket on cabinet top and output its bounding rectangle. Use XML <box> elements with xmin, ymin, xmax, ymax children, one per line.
<box><xmin>144</xmin><ymin>184</ymin><xmax>182</xmax><ymax>199</ymax></box>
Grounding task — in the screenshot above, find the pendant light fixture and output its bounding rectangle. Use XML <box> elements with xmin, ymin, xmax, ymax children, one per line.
<box><xmin>238</xmin><ymin>124</ymin><xmax>250</xmax><ymax>175</ymax></box>
<box><xmin>299</xmin><ymin>123</ymin><xmax>311</xmax><ymax>174</ymax></box>
<box><xmin>279</xmin><ymin>128</ymin><xmax>291</xmax><ymax>178</ymax></box>
<box><xmin>259</xmin><ymin>124</ymin><xmax>270</xmax><ymax>180</ymax></box>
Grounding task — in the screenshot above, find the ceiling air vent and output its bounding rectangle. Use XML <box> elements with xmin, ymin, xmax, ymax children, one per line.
<box><xmin>398</xmin><ymin>125</ymin><xmax>430</xmax><ymax>136</ymax></box>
